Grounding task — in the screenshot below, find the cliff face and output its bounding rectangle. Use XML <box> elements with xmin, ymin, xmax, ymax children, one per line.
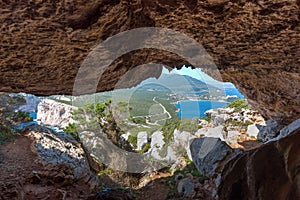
<box><xmin>37</xmin><ymin>99</ymin><xmax>75</xmax><ymax>129</ymax></box>
<box><xmin>0</xmin><ymin>0</ymin><xmax>299</xmax><ymax>124</ymax></box>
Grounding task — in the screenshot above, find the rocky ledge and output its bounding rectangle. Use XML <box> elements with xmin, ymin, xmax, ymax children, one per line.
<box><xmin>26</xmin><ymin>124</ymin><xmax>101</xmax><ymax>190</ymax></box>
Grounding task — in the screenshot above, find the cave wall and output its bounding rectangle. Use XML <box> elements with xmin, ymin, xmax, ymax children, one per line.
<box><xmin>0</xmin><ymin>0</ymin><xmax>299</xmax><ymax>124</ymax></box>
<box><xmin>218</xmin><ymin>128</ymin><xmax>300</xmax><ymax>200</ymax></box>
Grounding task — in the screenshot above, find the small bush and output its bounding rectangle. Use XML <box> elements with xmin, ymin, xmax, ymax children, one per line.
<box><xmin>256</xmin><ymin>139</ymin><xmax>263</xmax><ymax>143</ymax></box>
<box><xmin>227</xmin><ymin>99</ymin><xmax>249</xmax><ymax>111</ymax></box>
<box><xmin>138</xmin><ymin>143</ymin><xmax>151</xmax><ymax>154</ymax></box>
<box><xmin>131</xmin><ymin>117</ymin><xmax>146</xmax><ymax>124</ymax></box>
<box><xmin>161</xmin><ymin>119</ymin><xmax>180</xmax><ymax>143</ymax></box>
<box><xmin>5</xmin><ymin>111</ymin><xmax>32</xmax><ymax>122</ymax></box>
<box><xmin>127</xmin><ymin>135</ymin><xmax>137</xmax><ymax>149</ymax></box>
<box><xmin>64</xmin><ymin>123</ymin><xmax>79</xmax><ymax>140</ymax></box>
<box><xmin>225</xmin><ymin>119</ymin><xmax>253</xmax><ymax>128</ymax></box>
<box><xmin>0</xmin><ymin>125</ymin><xmax>16</xmax><ymax>144</ymax></box>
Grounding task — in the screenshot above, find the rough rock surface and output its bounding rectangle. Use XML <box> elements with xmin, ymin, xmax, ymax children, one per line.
<box><xmin>26</xmin><ymin>125</ymin><xmax>100</xmax><ymax>189</ymax></box>
<box><xmin>0</xmin><ymin>0</ymin><xmax>299</xmax><ymax>125</ymax></box>
<box><xmin>257</xmin><ymin>120</ymin><xmax>284</xmax><ymax>142</ymax></box>
<box><xmin>189</xmin><ymin>137</ymin><xmax>239</xmax><ymax>178</ymax></box>
<box><xmin>177</xmin><ymin>176</ymin><xmax>195</xmax><ymax>198</ymax></box>
<box><xmin>269</xmin><ymin>118</ymin><xmax>300</xmax><ymax>142</ymax></box>
<box><xmin>0</xmin><ymin>135</ymin><xmax>94</xmax><ymax>199</ymax></box>
<box><xmin>218</xmin><ymin>125</ymin><xmax>300</xmax><ymax>200</ymax></box>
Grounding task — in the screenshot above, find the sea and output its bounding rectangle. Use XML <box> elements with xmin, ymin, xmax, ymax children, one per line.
<box><xmin>174</xmin><ymin>100</ymin><xmax>229</xmax><ymax>118</ymax></box>
<box><xmin>174</xmin><ymin>86</ymin><xmax>244</xmax><ymax>118</ymax></box>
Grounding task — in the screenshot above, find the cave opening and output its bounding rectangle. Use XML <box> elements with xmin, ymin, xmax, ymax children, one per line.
<box><xmin>0</xmin><ymin>63</ymin><xmax>298</xmax><ymax>199</ymax></box>
<box><xmin>0</xmin><ymin>64</ymin><xmax>266</xmax><ymax>168</ymax></box>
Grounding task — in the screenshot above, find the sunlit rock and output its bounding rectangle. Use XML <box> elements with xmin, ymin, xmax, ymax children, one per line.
<box><xmin>246</xmin><ymin>124</ymin><xmax>260</xmax><ymax>138</ymax></box>
<box><xmin>37</xmin><ymin>99</ymin><xmax>75</xmax><ymax>129</ymax></box>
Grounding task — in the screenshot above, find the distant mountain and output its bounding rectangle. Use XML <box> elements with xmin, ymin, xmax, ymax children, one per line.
<box><xmin>138</xmin><ymin>73</ymin><xmax>217</xmax><ymax>93</ymax></box>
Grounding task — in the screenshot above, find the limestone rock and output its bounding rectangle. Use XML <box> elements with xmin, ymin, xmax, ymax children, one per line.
<box><xmin>268</xmin><ymin>118</ymin><xmax>300</xmax><ymax>142</ymax></box>
<box><xmin>18</xmin><ymin>94</ymin><xmax>40</xmax><ymax>113</ymax></box>
<box><xmin>246</xmin><ymin>124</ymin><xmax>260</xmax><ymax>137</ymax></box>
<box><xmin>148</xmin><ymin>131</ymin><xmax>165</xmax><ymax>160</ymax></box>
<box><xmin>173</xmin><ymin>129</ymin><xmax>194</xmax><ymax>146</ymax></box>
<box><xmin>37</xmin><ymin>99</ymin><xmax>75</xmax><ymax>129</ymax></box>
<box><xmin>189</xmin><ymin>137</ymin><xmax>238</xmax><ymax>177</ymax></box>
<box><xmin>226</xmin><ymin>130</ymin><xmax>240</xmax><ymax>141</ymax></box>
<box><xmin>137</xmin><ymin>131</ymin><xmax>148</xmax><ymax>150</ymax></box>
<box><xmin>205</xmin><ymin>109</ymin><xmax>230</xmax><ymax>126</ymax></box>
<box><xmin>195</xmin><ymin>128</ymin><xmax>208</xmax><ymax>137</ymax></box>
<box><xmin>203</xmin><ymin>125</ymin><xmax>225</xmax><ymax>141</ymax></box>
<box><xmin>121</xmin><ymin>132</ymin><xmax>131</xmax><ymax>141</ymax></box>
<box><xmin>26</xmin><ymin>124</ymin><xmax>100</xmax><ymax>190</ymax></box>
<box><xmin>148</xmin><ymin>131</ymin><xmax>178</xmax><ymax>163</ymax></box>
<box><xmin>150</xmin><ymin>131</ymin><xmax>165</xmax><ymax>149</ymax></box>
<box><xmin>257</xmin><ymin>120</ymin><xmax>284</xmax><ymax>142</ymax></box>
<box><xmin>165</xmin><ymin>146</ymin><xmax>177</xmax><ymax>163</ymax></box>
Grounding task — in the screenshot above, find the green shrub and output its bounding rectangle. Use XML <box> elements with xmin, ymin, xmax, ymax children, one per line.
<box><xmin>256</xmin><ymin>139</ymin><xmax>263</xmax><ymax>143</ymax></box>
<box><xmin>127</xmin><ymin>135</ymin><xmax>137</xmax><ymax>149</ymax></box>
<box><xmin>225</xmin><ymin>118</ymin><xmax>253</xmax><ymax>128</ymax></box>
<box><xmin>138</xmin><ymin>143</ymin><xmax>151</xmax><ymax>154</ymax></box>
<box><xmin>5</xmin><ymin>111</ymin><xmax>32</xmax><ymax>122</ymax></box>
<box><xmin>131</xmin><ymin>117</ymin><xmax>146</xmax><ymax>124</ymax></box>
<box><xmin>161</xmin><ymin>119</ymin><xmax>180</xmax><ymax>143</ymax></box>
<box><xmin>184</xmin><ymin>162</ymin><xmax>203</xmax><ymax>177</ymax></box>
<box><xmin>0</xmin><ymin>125</ymin><xmax>16</xmax><ymax>144</ymax></box>
<box><xmin>64</xmin><ymin>123</ymin><xmax>79</xmax><ymax>140</ymax></box>
<box><xmin>227</xmin><ymin>99</ymin><xmax>249</xmax><ymax>111</ymax></box>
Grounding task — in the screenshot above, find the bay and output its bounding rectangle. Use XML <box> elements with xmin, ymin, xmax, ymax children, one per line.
<box><xmin>174</xmin><ymin>100</ymin><xmax>229</xmax><ymax>118</ymax></box>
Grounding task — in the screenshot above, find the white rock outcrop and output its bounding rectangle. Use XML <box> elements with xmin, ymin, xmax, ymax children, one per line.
<box><xmin>246</xmin><ymin>124</ymin><xmax>260</xmax><ymax>137</ymax></box>
<box><xmin>37</xmin><ymin>99</ymin><xmax>75</xmax><ymax>129</ymax></box>
<box><xmin>137</xmin><ymin>131</ymin><xmax>148</xmax><ymax>150</ymax></box>
<box><xmin>195</xmin><ymin>126</ymin><xmax>225</xmax><ymax>141</ymax></box>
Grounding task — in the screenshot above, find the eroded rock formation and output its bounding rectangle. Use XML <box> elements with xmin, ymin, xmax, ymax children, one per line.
<box><xmin>0</xmin><ymin>0</ymin><xmax>299</xmax><ymax>124</ymax></box>
<box><xmin>218</xmin><ymin>128</ymin><xmax>300</xmax><ymax>200</ymax></box>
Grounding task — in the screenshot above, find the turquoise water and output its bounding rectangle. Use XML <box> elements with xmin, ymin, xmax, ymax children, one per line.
<box><xmin>174</xmin><ymin>101</ymin><xmax>229</xmax><ymax>118</ymax></box>
<box><xmin>15</xmin><ymin>112</ymin><xmax>38</xmax><ymax>130</ymax></box>
<box><xmin>174</xmin><ymin>86</ymin><xmax>244</xmax><ymax>118</ymax></box>
<box><xmin>16</xmin><ymin>112</ymin><xmax>64</xmax><ymax>133</ymax></box>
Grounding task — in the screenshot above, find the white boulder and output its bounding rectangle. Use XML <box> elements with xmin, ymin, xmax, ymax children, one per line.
<box><xmin>137</xmin><ymin>131</ymin><xmax>148</xmax><ymax>150</ymax></box>
<box><xmin>246</xmin><ymin>124</ymin><xmax>260</xmax><ymax>137</ymax></box>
